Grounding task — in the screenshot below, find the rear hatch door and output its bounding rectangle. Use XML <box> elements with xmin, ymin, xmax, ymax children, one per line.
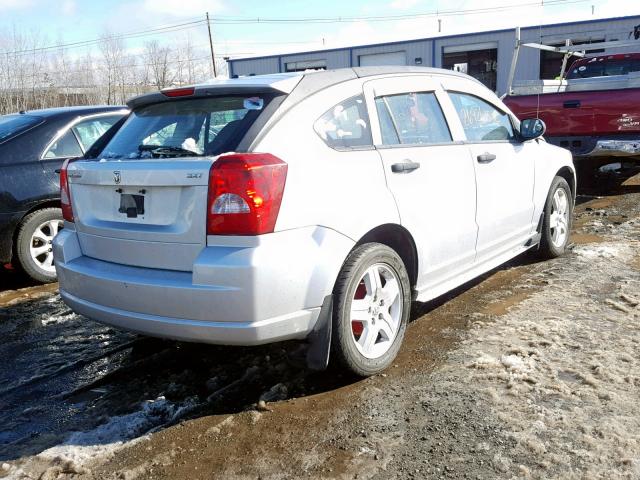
<box><xmin>68</xmin><ymin>159</ymin><xmax>212</xmax><ymax>271</ymax></box>
<box><xmin>66</xmin><ymin>87</ymin><xmax>291</xmax><ymax>271</ymax></box>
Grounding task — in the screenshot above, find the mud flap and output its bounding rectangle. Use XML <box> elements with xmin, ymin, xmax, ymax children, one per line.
<box><xmin>306</xmin><ymin>294</ymin><xmax>333</xmax><ymax>371</ymax></box>
<box><xmin>530</xmin><ymin>213</ymin><xmax>545</xmax><ymax>249</ymax></box>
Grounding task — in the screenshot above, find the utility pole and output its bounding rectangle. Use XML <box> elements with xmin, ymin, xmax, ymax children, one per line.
<box><xmin>206</xmin><ymin>12</ymin><xmax>217</xmax><ymax>78</ymax></box>
<box><xmin>438</xmin><ymin>19</ymin><xmax>442</xmax><ymax>33</ymax></box>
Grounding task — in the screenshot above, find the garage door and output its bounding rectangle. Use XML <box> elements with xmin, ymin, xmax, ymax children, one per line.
<box><xmin>358</xmin><ymin>51</ymin><xmax>406</xmax><ymax>67</ymax></box>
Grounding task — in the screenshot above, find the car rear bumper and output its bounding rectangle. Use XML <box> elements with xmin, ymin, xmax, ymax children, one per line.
<box><xmin>53</xmin><ymin>225</ymin><xmax>354</xmax><ymax>345</ymax></box>
<box><xmin>585</xmin><ymin>139</ymin><xmax>640</xmax><ymax>158</ymax></box>
<box><xmin>60</xmin><ymin>289</ymin><xmax>320</xmax><ymax>345</ymax></box>
<box><xmin>547</xmin><ymin>135</ymin><xmax>640</xmax><ymax>159</ymax></box>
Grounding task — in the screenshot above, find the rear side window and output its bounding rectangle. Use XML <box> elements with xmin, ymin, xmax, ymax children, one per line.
<box><xmin>72</xmin><ymin>115</ymin><xmax>122</xmax><ymax>151</ymax></box>
<box><xmin>43</xmin><ymin>130</ymin><xmax>83</xmax><ymax>158</ymax></box>
<box><xmin>449</xmin><ymin>92</ymin><xmax>515</xmax><ymax>142</ymax></box>
<box><xmin>567</xmin><ymin>58</ymin><xmax>640</xmax><ymax>79</ymax></box>
<box><xmin>0</xmin><ymin>114</ymin><xmax>43</xmax><ymax>144</ymax></box>
<box><xmin>374</xmin><ymin>92</ymin><xmax>452</xmax><ymax>145</ymax></box>
<box><xmin>314</xmin><ymin>95</ymin><xmax>372</xmax><ymax>150</ymax></box>
<box><xmin>99</xmin><ymin>95</ymin><xmax>276</xmax><ymax>159</ymax></box>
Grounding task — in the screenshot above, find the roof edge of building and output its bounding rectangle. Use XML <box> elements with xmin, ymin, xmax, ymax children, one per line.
<box><xmin>228</xmin><ymin>13</ymin><xmax>640</xmax><ymax>65</ymax></box>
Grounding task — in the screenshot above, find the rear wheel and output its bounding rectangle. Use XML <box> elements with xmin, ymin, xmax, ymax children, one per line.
<box><xmin>15</xmin><ymin>208</ymin><xmax>63</xmax><ymax>283</ymax></box>
<box><xmin>331</xmin><ymin>243</ymin><xmax>411</xmax><ymax>376</ymax></box>
<box><xmin>539</xmin><ymin>176</ymin><xmax>572</xmax><ymax>259</ymax></box>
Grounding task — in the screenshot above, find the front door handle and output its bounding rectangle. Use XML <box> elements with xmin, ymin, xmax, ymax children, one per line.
<box><xmin>391</xmin><ymin>161</ymin><xmax>421</xmax><ymax>173</ymax></box>
<box><xmin>563</xmin><ymin>100</ymin><xmax>581</xmax><ymax>108</ymax></box>
<box><xmin>477</xmin><ymin>153</ymin><xmax>496</xmax><ymax>164</ymax></box>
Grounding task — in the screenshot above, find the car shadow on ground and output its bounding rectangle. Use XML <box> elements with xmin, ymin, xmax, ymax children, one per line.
<box><xmin>577</xmin><ymin>164</ymin><xmax>640</xmax><ymax>198</ymax></box>
<box><xmin>0</xmin><ymin>268</ymin><xmax>40</xmax><ymax>292</ymax></box>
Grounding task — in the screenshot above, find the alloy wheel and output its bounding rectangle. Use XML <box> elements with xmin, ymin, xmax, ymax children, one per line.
<box><xmin>549</xmin><ymin>188</ymin><xmax>569</xmax><ymax>248</ymax></box>
<box><xmin>29</xmin><ymin>220</ymin><xmax>63</xmax><ymax>273</ymax></box>
<box><xmin>349</xmin><ymin>263</ymin><xmax>403</xmax><ymax>359</ymax></box>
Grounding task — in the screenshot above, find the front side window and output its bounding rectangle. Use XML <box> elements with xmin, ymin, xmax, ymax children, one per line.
<box><xmin>449</xmin><ymin>92</ymin><xmax>515</xmax><ymax>142</ymax></box>
<box><xmin>98</xmin><ymin>95</ymin><xmax>276</xmax><ymax>159</ymax></box>
<box><xmin>374</xmin><ymin>92</ymin><xmax>452</xmax><ymax>145</ymax></box>
<box><xmin>314</xmin><ymin>95</ymin><xmax>372</xmax><ymax>150</ymax></box>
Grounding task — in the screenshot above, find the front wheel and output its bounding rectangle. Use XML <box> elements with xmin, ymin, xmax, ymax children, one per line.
<box><xmin>538</xmin><ymin>176</ymin><xmax>573</xmax><ymax>259</ymax></box>
<box><xmin>331</xmin><ymin>243</ymin><xmax>411</xmax><ymax>376</ymax></box>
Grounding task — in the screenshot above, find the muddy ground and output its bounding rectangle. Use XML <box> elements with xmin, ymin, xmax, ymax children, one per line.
<box><xmin>1</xmin><ymin>169</ymin><xmax>639</xmax><ymax>480</ymax></box>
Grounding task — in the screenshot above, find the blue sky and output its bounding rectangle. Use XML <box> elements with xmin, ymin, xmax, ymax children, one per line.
<box><xmin>1</xmin><ymin>0</ymin><xmax>640</xmax><ymax>59</ymax></box>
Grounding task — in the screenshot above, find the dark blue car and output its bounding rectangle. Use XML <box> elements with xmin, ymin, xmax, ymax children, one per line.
<box><xmin>0</xmin><ymin>106</ymin><xmax>127</xmax><ymax>282</ymax></box>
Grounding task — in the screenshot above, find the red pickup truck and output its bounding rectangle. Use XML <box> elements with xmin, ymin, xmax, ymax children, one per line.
<box><xmin>504</xmin><ymin>53</ymin><xmax>640</xmax><ymax>170</ymax></box>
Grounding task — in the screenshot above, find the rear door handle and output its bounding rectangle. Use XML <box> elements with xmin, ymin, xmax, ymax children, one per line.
<box><xmin>563</xmin><ymin>100</ymin><xmax>581</xmax><ymax>108</ymax></box>
<box><xmin>477</xmin><ymin>153</ymin><xmax>496</xmax><ymax>164</ymax></box>
<box><xmin>391</xmin><ymin>161</ymin><xmax>420</xmax><ymax>173</ymax></box>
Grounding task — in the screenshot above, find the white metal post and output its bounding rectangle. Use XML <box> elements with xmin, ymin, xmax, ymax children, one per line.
<box><xmin>504</xmin><ymin>27</ymin><xmax>521</xmax><ymax>98</ymax></box>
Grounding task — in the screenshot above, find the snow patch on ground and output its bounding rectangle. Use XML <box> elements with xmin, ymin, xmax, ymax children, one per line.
<box><xmin>442</xmin><ymin>236</ymin><xmax>640</xmax><ymax>478</ymax></box>
<box><xmin>5</xmin><ymin>396</ymin><xmax>197</xmax><ymax>479</ymax></box>
<box><xmin>573</xmin><ymin>243</ymin><xmax>630</xmax><ymax>260</ymax></box>
<box><xmin>41</xmin><ymin>311</ymin><xmax>78</xmax><ymax>326</ymax></box>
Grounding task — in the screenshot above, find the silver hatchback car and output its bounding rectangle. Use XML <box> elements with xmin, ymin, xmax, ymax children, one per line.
<box><xmin>54</xmin><ymin>67</ymin><xmax>575</xmax><ymax>376</ymax></box>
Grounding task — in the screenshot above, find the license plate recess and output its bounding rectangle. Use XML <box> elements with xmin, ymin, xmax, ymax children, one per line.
<box><xmin>119</xmin><ymin>193</ymin><xmax>145</xmax><ymax>218</ymax></box>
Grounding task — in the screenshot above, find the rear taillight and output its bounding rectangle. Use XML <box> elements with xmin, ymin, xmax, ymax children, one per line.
<box><xmin>207</xmin><ymin>153</ymin><xmax>288</xmax><ymax>235</ymax></box>
<box><xmin>60</xmin><ymin>159</ymin><xmax>74</xmax><ymax>222</ymax></box>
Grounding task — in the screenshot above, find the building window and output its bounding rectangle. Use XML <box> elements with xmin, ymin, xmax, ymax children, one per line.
<box><xmin>442</xmin><ymin>44</ymin><xmax>498</xmax><ymax>91</ymax></box>
<box><xmin>285</xmin><ymin>60</ymin><xmax>327</xmax><ymax>72</ymax></box>
<box><xmin>539</xmin><ymin>39</ymin><xmax>605</xmax><ymax>79</ymax></box>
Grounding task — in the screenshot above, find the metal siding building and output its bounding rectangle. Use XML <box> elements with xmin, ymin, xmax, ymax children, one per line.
<box><xmin>228</xmin><ymin>15</ymin><xmax>640</xmax><ymax>95</ymax></box>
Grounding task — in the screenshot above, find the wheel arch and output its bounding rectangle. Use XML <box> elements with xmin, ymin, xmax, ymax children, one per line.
<box><xmin>556</xmin><ymin>166</ymin><xmax>576</xmax><ymax>200</ymax></box>
<box><xmin>10</xmin><ymin>200</ymin><xmax>61</xmax><ymax>257</ymax></box>
<box><xmin>354</xmin><ymin>223</ymin><xmax>419</xmax><ymax>289</ymax></box>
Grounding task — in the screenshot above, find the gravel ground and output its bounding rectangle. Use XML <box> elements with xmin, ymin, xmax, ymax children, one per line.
<box><xmin>1</xmin><ymin>172</ymin><xmax>639</xmax><ymax>480</ymax></box>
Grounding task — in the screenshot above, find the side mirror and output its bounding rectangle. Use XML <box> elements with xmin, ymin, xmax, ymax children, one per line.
<box><xmin>520</xmin><ymin>118</ymin><xmax>546</xmax><ymax>140</ymax></box>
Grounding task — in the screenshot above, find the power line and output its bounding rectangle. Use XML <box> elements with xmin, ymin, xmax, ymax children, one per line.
<box><xmin>1</xmin><ymin>19</ymin><xmax>207</xmax><ymax>58</ymax></box>
<box><xmin>207</xmin><ymin>0</ymin><xmax>592</xmax><ymax>23</ymax></box>
<box><xmin>0</xmin><ymin>0</ymin><xmax>603</xmax><ymax>60</ymax></box>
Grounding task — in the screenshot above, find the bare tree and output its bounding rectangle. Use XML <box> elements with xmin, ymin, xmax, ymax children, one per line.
<box><xmin>0</xmin><ymin>26</ymin><xmax>215</xmax><ymax>114</ymax></box>
<box><xmin>98</xmin><ymin>33</ymin><xmax>127</xmax><ymax>105</ymax></box>
<box><xmin>145</xmin><ymin>40</ymin><xmax>173</xmax><ymax>90</ymax></box>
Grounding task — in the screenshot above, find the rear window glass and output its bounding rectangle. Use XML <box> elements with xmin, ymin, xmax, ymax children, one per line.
<box><xmin>0</xmin><ymin>114</ymin><xmax>42</xmax><ymax>143</ymax></box>
<box><xmin>98</xmin><ymin>95</ymin><xmax>276</xmax><ymax>159</ymax></box>
<box><xmin>314</xmin><ymin>95</ymin><xmax>372</xmax><ymax>150</ymax></box>
<box><xmin>567</xmin><ymin>58</ymin><xmax>640</xmax><ymax>79</ymax></box>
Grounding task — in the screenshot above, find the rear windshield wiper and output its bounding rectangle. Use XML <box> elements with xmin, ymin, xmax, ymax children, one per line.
<box><xmin>137</xmin><ymin>145</ymin><xmax>202</xmax><ymax>157</ymax></box>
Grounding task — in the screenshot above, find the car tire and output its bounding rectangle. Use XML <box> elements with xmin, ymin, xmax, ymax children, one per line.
<box><xmin>15</xmin><ymin>208</ymin><xmax>63</xmax><ymax>283</ymax></box>
<box><xmin>331</xmin><ymin>243</ymin><xmax>411</xmax><ymax>376</ymax></box>
<box><xmin>538</xmin><ymin>176</ymin><xmax>572</xmax><ymax>259</ymax></box>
